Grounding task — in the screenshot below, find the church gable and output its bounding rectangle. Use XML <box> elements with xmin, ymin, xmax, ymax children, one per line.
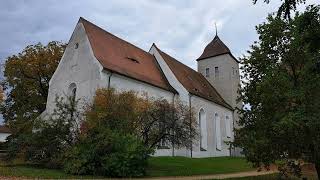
<box><xmin>79</xmin><ymin>18</ymin><xmax>175</xmax><ymax>93</ymax></box>
<box><xmin>46</xmin><ymin>21</ymin><xmax>103</xmax><ymax>113</ymax></box>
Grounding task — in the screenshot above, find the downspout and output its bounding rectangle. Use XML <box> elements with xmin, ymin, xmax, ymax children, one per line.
<box><xmin>108</xmin><ymin>72</ymin><xmax>113</xmax><ymax>89</ymax></box>
<box><xmin>189</xmin><ymin>94</ymin><xmax>193</xmax><ymax>158</ymax></box>
<box><xmin>231</xmin><ymin>110</ymin><xmax>236</xmax><ymax>157</ymax></box>
<box><xmin>172</xmin><ymin>93</ymin><xmax>176</xmax><ymax>157</ymax></box>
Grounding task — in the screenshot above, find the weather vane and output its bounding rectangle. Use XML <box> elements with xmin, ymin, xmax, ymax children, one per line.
<box><xmin>215</xmin><ymin>22</ymin><xmax>218</xmax><ymax>36</ymax></box>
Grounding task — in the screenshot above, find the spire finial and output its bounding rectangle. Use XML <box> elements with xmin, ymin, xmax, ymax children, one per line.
<box><xmin>215</xmin><ymin>22</ymin><xmax>218</xmax><ymax>36</ymax></box>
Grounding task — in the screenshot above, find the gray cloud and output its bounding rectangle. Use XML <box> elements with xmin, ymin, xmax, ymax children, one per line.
<box><xmin>1</xmin><ymin>0</ymin><xmax>317</xmax><ymax>69</ymax></box>
<box><xmin>0</xmin><ymin>0</ymin><xmax>318</xmax><ymax>124</ymax></box>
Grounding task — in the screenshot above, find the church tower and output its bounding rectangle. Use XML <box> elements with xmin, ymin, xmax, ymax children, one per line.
<box><xmin>197</xmin><ymin>35</ymin><xmax>241</xmax><ymax>128</ymax></box>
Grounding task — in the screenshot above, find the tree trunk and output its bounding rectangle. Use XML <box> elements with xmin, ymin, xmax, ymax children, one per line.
<box><xmin>315</xmin><ymin>161</ymin><xmax>320</xmax><ymax>180</ymax></box>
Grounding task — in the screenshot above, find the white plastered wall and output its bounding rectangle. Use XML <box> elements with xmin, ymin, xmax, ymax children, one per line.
<box><xmin>0</xmin><ymin>133</ymin><xmax>10</xmax><ymax>142</ymax></box>
<box><xmin>191</xmin><ymin>95</ymin><xmax>233</xmax><ymax>157</ymax></box>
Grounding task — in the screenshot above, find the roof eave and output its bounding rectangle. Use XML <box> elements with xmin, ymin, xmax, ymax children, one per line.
<box><xmin>189</xmin><ymin>92</ymin><xmax>234</xmax><ymax>111</ymax></box>
<box><xmin>102</xmin><ymin>67</ymin><xmax>179</xmax><ymax>95</ymax></box>
<box><xmin>196</xmin><ymin>52</ymin><xmax>240</xmax><ymax>63</ymax></box>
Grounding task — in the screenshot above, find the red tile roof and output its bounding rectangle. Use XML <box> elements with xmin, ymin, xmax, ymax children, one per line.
<box><xmin>0</xmin><ymin>126</ymin><xmax>11</xmax><ymax>134</ymax></box>
<box><xmin>154</xmin><ymin>45</ymin><xmax>233</xmax><ymax>110</ymax></box>
<box><xmin>79</xmin><ymin>18</ymin><xmax>176</xmax><ymax>93</ymax></box>
<box><xmin>78</xmin><ymin>17</ymin><xmax>231</xmax><ymax>109</ymax></box>
<box><xmin>197</xmin><ymin>36</ymin><xmax>239</xmax><ymax>63</ymax></box>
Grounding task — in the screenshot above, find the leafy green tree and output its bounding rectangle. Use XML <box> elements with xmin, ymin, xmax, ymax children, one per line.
<box><xmin>253</xmin><ymin>0</ymin><xmax>307</xmax><ymax>18</ymax></box>
<box><xmin>1</xmin><ymin>41</ymin><xmax>65</xmax><ymax>134</ymax></box>
<box><xmin>235</xmin><ymin>5</ymin><xmax>320</xmax><ymax>178</ymax></box>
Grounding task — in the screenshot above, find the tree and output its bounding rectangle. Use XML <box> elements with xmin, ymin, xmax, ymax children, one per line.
<box><xmin>138</xmin><ymin>98</ymin><xmax>197</xmax><ymax>152</ymax></box>
<box><xmin>1</xmin><ymin>41</ymin><xmax>65</xmax><ymax>133</ymax></box>
<box><xmin>235</xmin><ymin>5</ymin><xmax>320</xmax><ymax>178</ymax></box>
<box><xmin>0</xmin><ymin>86</ymin><xmax>4</xmax><ymax>104</ymax></box>
<box><xmin>253</xmin><ymin>0</ymin><xmax>307</xmax><ymax>18</ymax></box>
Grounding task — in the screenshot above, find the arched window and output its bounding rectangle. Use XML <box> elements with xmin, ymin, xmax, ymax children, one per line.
<box><xmin>68</xmin><ymin>83</ymin><xmax>77</xmax><ymax>101</ymax></box>
<box><xmin>225</xmin><ymin>115</ymin><xmax>232</xmax><ymax>138</ymax></box>
<box><xmin>199</xmin><ymin>109</ymin><xmax>207</xmax><ymax>150</ymax></box>
<box><xmin>215</xmin><ymin>113</ymin><xmax>222</xmax><ymax>151</ymax></box>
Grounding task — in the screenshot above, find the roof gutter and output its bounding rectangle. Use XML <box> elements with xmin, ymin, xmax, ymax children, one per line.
<box><xmin>103</xmin><ymin>67</ymin><xmax>178</xmax><ymax>94</ymax></box>
<box><xmin>196</xmin><ymin>52</ymin><xmax>240</xmax><ymax>63</ymax></box>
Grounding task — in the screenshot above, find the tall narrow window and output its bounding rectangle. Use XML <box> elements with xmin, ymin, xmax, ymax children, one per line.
<box><xmin>232</xmin><ymin>67</ymin><xmax>235</xmax><ymax>76</ymax></box>
<box><xmin>199</xmin><ymin>109</ymin><xmax>207</xmax><ymax>151</ymax></box>
<box><xmin>71</xmin><ymin>87</ymin><xmax>76</xmax><ymax>102</ymax></box>
<box><xmin>215</xmin><ymin>67</ymin><xmax>219</xmax><ymax>79</ymax></box>
<box><xmin>225</xmin><ymin>116</ymin><xmax>232</xmax><ymax>138</ymax></box>
<box><xmin>215</xmin><ymin>113</ymin><xmax>222</xmax><ymax>150</ymax></box>
<box><xmin>205</xmin><ymin>68</ymin><xmax>210</xmax><ymax>77</ymax></box>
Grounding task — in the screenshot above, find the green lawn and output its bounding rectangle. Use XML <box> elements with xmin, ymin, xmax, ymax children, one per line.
<box><xmin>0</xmin><ymin>156</ymin><xmax>254</xmax><ymax>179</ymax></box>
<box><xmin>0</xmin><ymin>164</ymin><xmax>99</xmax><ymax>179</ymax></box>
<box><xmin>146</xmin><ymin>156</ymin><xmax>254</xmax><ymax>177</ymax></box>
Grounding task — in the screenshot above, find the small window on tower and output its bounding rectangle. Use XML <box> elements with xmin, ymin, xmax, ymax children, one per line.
<box><xmin>205</xmin><ymin>68</ymin><xmax>210</xmax><ymax>77</ymax></box>
<box><xmin>215</xmin><ymin>67</ymin><xmax>219</xmax><ymax>79</ymax></box>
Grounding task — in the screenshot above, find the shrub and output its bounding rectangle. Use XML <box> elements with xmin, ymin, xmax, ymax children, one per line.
<box><xmin>86</xmin><ymin>88</ymin><xmax>198</xmax><ymax>150</ymax></box>
<box><xmin>63</xmin><ymin>128</ymin><xmax>152</xmax><ymax>177</ymax></box>
<box><xmin>62</xmin><ymin>88</ymin><xmax>198</xmax><ymax>177</ymax></box>
<box><xmin>6</xmin><ymin>96</ymin><xmax>80</xmax><ymax>168</ymax></box>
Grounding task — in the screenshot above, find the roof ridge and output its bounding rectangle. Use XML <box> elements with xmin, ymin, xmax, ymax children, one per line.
<box><xmin>79</xmin><ymin>17</ymin><xmax>151</xmax><ymax>57</ymax></box>
<box><xmin>153</xmin><ymin>44</ymin><xmax>199</xmax><ymax>74</ymax></box>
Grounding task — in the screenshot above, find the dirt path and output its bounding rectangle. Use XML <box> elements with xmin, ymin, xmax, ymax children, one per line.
<box><xmin>116</xmin><ymin>170</ymin><xmax>278</xmax><ymax>180</ymax></box>
<box><xmin>0</xmin><ymin>170</ymin><xmax>278</xmax><ymax>180</ymax></box>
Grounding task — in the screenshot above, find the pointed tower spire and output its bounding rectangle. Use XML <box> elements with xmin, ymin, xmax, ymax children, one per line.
<box><xmin>197</xmin><ymin>36</ymin><xmax>231</xmax><ymax>61</ymax></box>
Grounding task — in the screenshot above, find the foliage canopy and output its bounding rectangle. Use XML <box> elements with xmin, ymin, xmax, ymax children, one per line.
<box><xmin>253</xmin><ymin>0</ymin><xmax>307</xmax><ymax>18</ymax></box>
<box><xmin>235</xmin><ymin>5</ymin><xmax>320</xmax><ymax>178</ymax></box>
<box><xmin>1</xmin><ymin>41</ymin><xmax>65</xmax><ymax>134</ymax></box>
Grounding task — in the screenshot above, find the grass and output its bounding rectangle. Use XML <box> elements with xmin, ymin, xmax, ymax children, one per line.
<box><xmin>0</xmin><ymin>164</ymin><xmax>100</xmax><ymax>179</ymax></box>
<box><xmin>0</xmin><ymin>156</ymin><xmax>254</xmax><ymax>179</ymax></box>
<box><xmin>146</xmin><ymin>156</ymin><xmax>254</xmax><ymax>177</ymax></box>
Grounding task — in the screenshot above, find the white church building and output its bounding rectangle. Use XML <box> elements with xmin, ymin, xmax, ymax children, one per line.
<box><xmin>43</xmin><ymin>17</ymin><xmax>241</xmax><ymax>158</ymax></box>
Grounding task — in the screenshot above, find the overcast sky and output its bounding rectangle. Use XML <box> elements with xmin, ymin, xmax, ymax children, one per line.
<box><xmin>0</xmin><ymin>0</ymin><xmax>318</xmax><ymax>124</ymax></box>
<box><xmin>1</xmin><ymin>0</ymin><xmax>318</xmax><ymax>70</ymax></box>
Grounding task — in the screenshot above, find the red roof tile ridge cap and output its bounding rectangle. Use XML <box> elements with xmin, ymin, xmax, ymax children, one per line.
<box><xmin>79</xmin><ymin>17</ymin><xmax>152</xmax><ymax>57</ymax></box>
